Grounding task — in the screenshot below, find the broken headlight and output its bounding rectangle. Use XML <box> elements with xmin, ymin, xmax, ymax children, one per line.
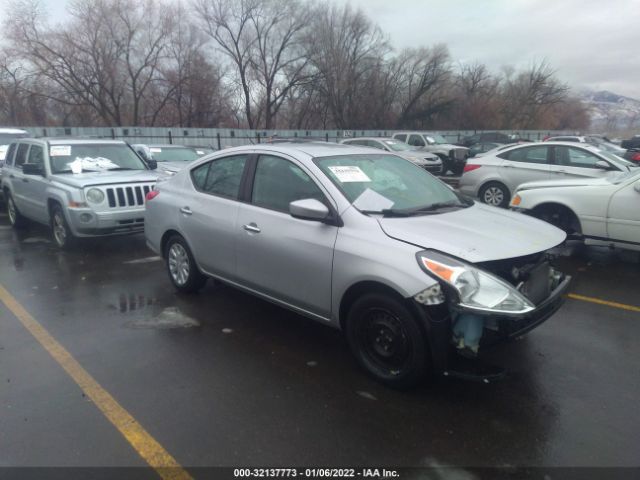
<box><xmin>416</xmin><ymin>250</ymin><xmax>535</xmax><ymax>314</ymax></box>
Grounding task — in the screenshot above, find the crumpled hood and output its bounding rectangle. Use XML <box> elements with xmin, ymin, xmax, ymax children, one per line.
<box><xmin>51</xmin><ymin>170</ymin><xmax>159</xmax><ymax>188</ymax></box>
<box><xmin>378</xmin><ymin>202</ymin><xmax>565</xmax><ymax>263</ymax></box>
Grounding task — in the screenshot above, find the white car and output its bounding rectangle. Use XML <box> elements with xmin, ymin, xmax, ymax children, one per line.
<box><xmin>459</xmin><ymin>141</ymin><xmax>637</xmax><ymax>207</ymax></box>
<box><xmin>510</xmin><ymin>169</ymin><xmax>640</xmax><ymax>250</ymax></box>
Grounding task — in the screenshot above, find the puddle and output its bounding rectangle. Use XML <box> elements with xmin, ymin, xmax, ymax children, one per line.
<box><xmin>123</xmin><ymin>256</ymin><xmax>162</xmax><ymax>265</ymax></box>
<box><xmin>115</xmin><ymin>293</ymin><xmax>157</xmax><ymax>313</ymax></box>
<box><xmin>22</xmin><ymin>237</ymin><xmax>51</xmax><ymax>244</ymax></box>
<box><xmin>125</xmin><ymin>307</ymin><xmax>200</xmax><ymax>329</ymax></box>
<box><xmin>356</xmin><ymin>391</ymin><xmax>377</xmax><ymax>401</ymax></box>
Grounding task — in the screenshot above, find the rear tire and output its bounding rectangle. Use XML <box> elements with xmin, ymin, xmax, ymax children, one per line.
<box><xmin>164</xmin><ymin>235</ymin><xmax>207</xmax><ymax>293</ymax></box>
<box><xmin>6</xmin><ymin>192</ymin><xmax>26</xmax><ymax>228</ymax></box>
<box><xmin>346</xmin><ymin>293</ymin><xmax>430</xmax><ymax>389</ymax></box>
<box><xmin>479</xmin><ymin>181</ymin><xmax>510</xmax><ymax>208</ymax></box>
<box><xmin>51</xmin><ymin>204</ymin><xmax>76</xmax><ymax>249</ymax></box>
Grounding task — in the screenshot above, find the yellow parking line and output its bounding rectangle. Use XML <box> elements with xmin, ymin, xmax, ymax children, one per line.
<box><xmin>567</xmin><ymin>293</ymin><xmax>640</xmax><ymax>313</ymax></box>
<box><xmin>0</xmin><ymin>284</ymin><xmax>192</xmax><ymax>480</ymax></box>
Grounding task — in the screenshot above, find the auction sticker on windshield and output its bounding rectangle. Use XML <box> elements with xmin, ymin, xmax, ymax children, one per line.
<box><xmin>328</xmin><ymin>166</ymin><xmax>371</xmax><ymax>182</ymax></box>
<box><xmin>50</xmin><ymin>146</ymin><xmax>71</xmax><ymax>156</ymax></box>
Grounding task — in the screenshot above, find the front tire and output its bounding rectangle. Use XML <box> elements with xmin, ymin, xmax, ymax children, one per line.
<box><xmin>164</xmin><ymin>235</ymin><xmax>207</xmax><ymax>293</ymax></box>
<box><xmin>346</xmin><ymin>293</ymin><xmax>430</xmax><ymax>389</ymax></box>
<box><xmin>479</xmin><ymin>181</ymin><xmax>510</xmax><ymax>208</ymax></box>
<box><xmin>51</xmin><ymin>204</ymin><xmax>76</xmax><ymax>249</ymax></box>
<box><xmin>6</xmin><ymin>192</ymin><xmax>26</xmax><ymax>228</ymax></box>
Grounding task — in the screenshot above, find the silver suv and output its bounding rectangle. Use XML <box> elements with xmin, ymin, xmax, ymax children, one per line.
<box><xmin>2</xmin><ymin>139</ymin><xmax>159</xmax><ymax>249</ymax></box>
<box><xmin>392</xmin><ymin>132</ymin><xmax>469</xmax><ymax>175</ymax></box>
<box><xmin>145</xmin><ymin>142</ymin><xmax>570</xmax><ymax>387</ymax></box>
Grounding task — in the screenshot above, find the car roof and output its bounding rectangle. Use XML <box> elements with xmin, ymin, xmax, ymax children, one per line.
<box><xmin>342</xmin><ymin>137</ymin><xmax>398</xmax><ymax>142</ymax></box>
<box><xmin>43</xmin><ymin>138</ymin><xmax>129</xmax><ymax>146</ymax></box>
<box><xmin>218</xmin><ymin>141</ymin><xmax>381</xmax><ymax>158</ymax></box>
<box><xmin>135</xmin><ymin>144</ymin><xmax>192</xmax><ymax>148</ymax></box>
<box><xmin>0</xmin><ymin>128</ymin><xmax>29</xmax><ymax>134</ymax></box>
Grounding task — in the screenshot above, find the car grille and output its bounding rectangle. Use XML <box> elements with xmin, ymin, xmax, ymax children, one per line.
<box><xmin>450</xmin><ymin>148</ymin><xmax>468</xmax><ymax>160</ymax></box>
<box><xmin>103</xmin><ymin>183</ymin><xmax>155</xmax><ymax>208</ymax></box>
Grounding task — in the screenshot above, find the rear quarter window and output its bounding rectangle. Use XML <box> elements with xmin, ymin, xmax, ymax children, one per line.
<box><xmin>4</xmin><ymin>143</ymin><xmax>17</xmax><ymax>166</ymax></box>
<box><xmin>14</xmin><ymin>143</ymin><xmax>29</xmax><ymax>167</ymax></box>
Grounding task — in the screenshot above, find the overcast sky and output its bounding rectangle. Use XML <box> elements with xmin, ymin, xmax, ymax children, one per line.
<box><xmin>2</xmin><ymin>0</ymin><xmax>639</xmax><ymax>98</ymax></box>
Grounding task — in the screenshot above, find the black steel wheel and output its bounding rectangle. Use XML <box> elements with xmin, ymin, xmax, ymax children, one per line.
<box><xmin>346</xmin><ymin>293</ymin><xmax>430</xmax><ymax>389</ymax></box>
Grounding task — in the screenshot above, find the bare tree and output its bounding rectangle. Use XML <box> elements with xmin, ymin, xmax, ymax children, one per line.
<box><xmin>305</xmin><ymin>3</ymin><xmax>390</xmax><ymax>129</ymax></box>
<box><xmin>5</xmin><ymin>0</ymin><xmax>180</xmax><ymax>125</ymax></box>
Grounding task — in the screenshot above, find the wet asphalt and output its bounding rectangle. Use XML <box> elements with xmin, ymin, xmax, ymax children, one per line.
<box><xmin>1</xmin><ymin>209</ymin><xmax>639</xmax><ymax>471</ymax></box>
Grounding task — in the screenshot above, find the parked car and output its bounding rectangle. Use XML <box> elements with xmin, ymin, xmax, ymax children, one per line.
<box><xmin>511</xmin><ymin>169</ymin><xmax>640</xmax><ymax>250</ymax></box>
<box><xmin>624</xmin><ymin>149</ymin><xmax>640</xmax><ymax>164</ymax></box>
<box><xmin>0</xmin><ymin>128</ymin><xmax>30</xmax><ymax>195</ymax></box>
<box><xmin>340</xmin><ymin>137</ymin><xmax>442</xmax><ymax>174</ymax></box>
<box><xmin>620</xmin><ymin>135</ymin><xmax>640</xmax><ymax>150</ymax></box>
<box><xmin>468</xmin><ymin>142</ymin><xmax>502</xmax><ymax>158</ymax></box>
<box><xmin>145</xmin><ymin>142</ymin><xmax>570</xmax><ymax>387</ymax></box>
<box><xmin>544</xmin><ymin>135</ymin><xmax>627</xmax><ymax>156</ymax></box>
<box><xmin>1</xmin><ymin>139</ymin><xmax>159</xmax><ymax>249</ymax></box>
<box><xmin>392</xmin><ymin>132</ymin><xmax>469</xmax><ymax>175</ymax></box>
<box><xmin>460</xmin><ymin>132</ymin><xmax>511</xmax><ymax>147</ymax></box>
<box><xmin>132</xmin><ymin>144</ymin><xmax>205</xmax><ymax>175</ymax></box>
<box><xmin>459</xmin><ymin>142</ymin><xmax>637</xmax><ymax>207</ymax></box>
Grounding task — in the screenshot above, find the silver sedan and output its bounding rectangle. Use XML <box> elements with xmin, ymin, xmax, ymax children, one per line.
<box><xmin>459</xmin><ymin>141</ymin><xmax>636</xmax><ymax>207</ymax></box>
<box><xmin>145</xmin><ymin>142</ymin><xmax>570</xmax><ymax>387</ymax></box>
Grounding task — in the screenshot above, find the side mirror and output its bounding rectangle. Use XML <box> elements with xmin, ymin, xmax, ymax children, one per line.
<box><xmin>289</xmin><ymin>198</ymin><xmax>329</xmax><ymax>222</ymax></box>
<box><xmin>147</xmin><ymin>159</ymin><xmax>157</xmax><ymax>170</ymax></box>
<box><xmin>595</xmin><ymin>160</ymin><xmax>611</xmax><ymax>170</ymax></box>
<box><xmin>22</xmin><ymin>163</ymin><xmax>44</xmax><ymax>176</ymax></box>
<box><xmin>634</xmin><ymin>181</ymin><xmax>640</xmax><ymax>193</ymax></box>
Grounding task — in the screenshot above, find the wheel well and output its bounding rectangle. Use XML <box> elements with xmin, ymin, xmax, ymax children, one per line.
<box><xmin>160</xmin><ymin>229</ymin><xmax>182</xmax><ymax>258</ymax></box>
<box><xmin>47</xmin><ymin>198</ymin><xmax>61</xmax><ymax>220</ymax></box>
<box><xmin>531</xmin><ymin>203</ymin><xmax>582</xmax><ymax>234</ymax></box>
<box><xmin>338</xmin><ymin>281</ymin><xmax>407</xmax><ymax>331</ymax></box>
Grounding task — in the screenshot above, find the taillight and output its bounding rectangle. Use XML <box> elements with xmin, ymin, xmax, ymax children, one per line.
<box><xmin>463</xmin><ymin>164</ymin><xmax>482</xmax><ymax>173</ymax></box>
<box><xmin>145</xmin><ymin>190</ymin><xmax>159</xmax><ymax>202</ymax></box>
<box><xmin>631</xmin><ymin>152</ymin><xmax>640</xmax><ymax>162</ymax></box>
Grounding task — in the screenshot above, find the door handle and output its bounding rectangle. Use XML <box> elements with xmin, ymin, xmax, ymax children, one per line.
<box><xmin>179</xmin><ymin>207</ymin><xmax>192</xmax><ymax>215</ymax></box>
<box><xmin>9</xmin><ymin>174</ymin><xmax>15</xmax><ymax>178</ymax></box>
<box><xmin>503</xmin><ymin>164</ymin><xmax>514</xmax><ymax>168</ymax></box>
<box><xmin>22</xmin><ymin>178</ymin><xmax>29</xmax><ymax>183</ymax></box>
<box><xmin>243</xmin><ymin>223</ymin><xmax>261</xmax><ymax>233</ymax></box>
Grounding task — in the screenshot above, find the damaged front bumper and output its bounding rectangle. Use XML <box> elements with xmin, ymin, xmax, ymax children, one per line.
<box><xmin>413</xmin><ymin>271</ymin><xmax>571</xmax><ymax>375</ymax></box>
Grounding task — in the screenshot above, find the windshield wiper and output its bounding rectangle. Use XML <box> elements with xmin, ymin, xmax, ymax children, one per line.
<box><xmin>106</xmin><ymin>167</ymin><xmax>136</xmax><ymax>171</ymax></box>
<box><xmin>361</xmin><ymin>201</ymin><xmax>467</xmax><ymax>217</ymax></box>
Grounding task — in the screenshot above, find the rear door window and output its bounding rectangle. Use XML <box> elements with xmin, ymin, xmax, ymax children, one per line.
<box><xmin>190</xmin><ymin>155</ymin><xmax>248</xmax><ymax>199</ymax></box>
<box><xmin>4</xmin><ymin>143</ymin><xmax>17</xmax><ymax>166</ymax></box>
<box><xmin>500</xmin><ymin>146</ymin><xmax>550</xmax><ymax>164</ymax></box>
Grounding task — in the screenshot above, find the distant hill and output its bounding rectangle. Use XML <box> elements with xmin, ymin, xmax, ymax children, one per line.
<box><xmin>580</xmin><ymin>90</ymin><xmax>640</xmax><ymax>134</ymax></box>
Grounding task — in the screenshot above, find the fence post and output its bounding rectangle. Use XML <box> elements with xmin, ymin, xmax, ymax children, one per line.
<box><xmin>257</xmin><ymin>134</ymin><xmax>261</xmax><ymax>144</ymax></box>
<box><xmin>168</xmin><ymin>130</ymin><xmax>173</xmax><ymax>144</ymax></box>
<box><xmin>325</xmin><ymin>133</ymin><xmax>329</xmax><ymax>142</ymax></box>
<box><xmin>110</xmin><ymin>128</ymin><xmax>115</xmax><ymax>139</ymax></box>
<box><xmin>216</xmin><ymin>133</ymin><xmax>221</xmax><ymax>150</ymax></box>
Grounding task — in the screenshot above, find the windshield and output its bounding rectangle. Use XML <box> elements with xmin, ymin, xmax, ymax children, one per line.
<box><xmin>424</xmin><ymin>134</ymin><xmax>448</xmax><ymax>144</ymax></box>
<box><xmin>315</xmin><ymin>154</ymin><xmax>468</xmax><ymax>215</ymax></box>
<box><xmin>383</xmin><ymin>140</ymin><xmax>414</xmax><ymax>152</ymax></box>
<box><xmin>49</xmin><ymin>144</ymin><xmax>147</xmax><ymax>173</ymax></box>
<box><xmin>150</xmin><ymin>147</ymin><xmax>200</xmax><ymax>162</ymax></box>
